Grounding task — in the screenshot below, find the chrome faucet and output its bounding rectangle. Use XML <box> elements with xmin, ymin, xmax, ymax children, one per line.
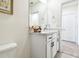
<box><xmin>44</xmin><ymin>24</ymin><xmax>49</xmax><ymax>31</ymax></box>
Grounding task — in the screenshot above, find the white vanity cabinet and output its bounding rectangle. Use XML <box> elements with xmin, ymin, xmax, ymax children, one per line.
<box><xmin>30</xmin><ymin>32</ymin><xmax>59</xmax><ymax>58</ymax></box>
<box><xmin>47</xmin><ymin>33</ymin><xmax>58</xmax><ymax>58</ymax></box>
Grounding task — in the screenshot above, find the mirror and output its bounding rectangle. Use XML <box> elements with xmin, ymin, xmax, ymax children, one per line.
<box><xmin>29</xmin><ymin>0</ymin><xmax>48</xmax><ymax>32</ymax></box>
<box><xmin>30</xmin><ymin>12</ymin><xmax>40</xmax><ymax>27</ymax></box>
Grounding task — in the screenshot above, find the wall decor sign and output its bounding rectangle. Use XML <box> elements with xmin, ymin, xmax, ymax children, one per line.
<box><xmin>0</xmin><ymin>0</ymin><xmax>13</xmax><ymax>14</ymax></box>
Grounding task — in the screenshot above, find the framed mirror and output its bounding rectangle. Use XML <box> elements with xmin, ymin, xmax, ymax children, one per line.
<box><xmin>29</xmin><ymin>0</ymin><xmax>48</xmax><ymax>32</ymax></box>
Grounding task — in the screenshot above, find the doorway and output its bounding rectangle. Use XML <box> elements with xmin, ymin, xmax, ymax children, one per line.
<box><xmin>60</xmin><ymin>0</ymin><xmax>79</xmax><ymax>57</ymax></box>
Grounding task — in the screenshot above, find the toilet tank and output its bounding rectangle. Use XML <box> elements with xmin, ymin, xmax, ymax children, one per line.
<box><xmin>0</xmin><ymin>43</ymin><xmax>17</xmax><ymax>58</ymax></box>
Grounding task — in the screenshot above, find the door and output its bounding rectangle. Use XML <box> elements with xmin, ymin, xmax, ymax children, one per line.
<box><xmin>61</xmin><ymin>0</ymin><xmax>78</xmax><ymax>57</ymax></box>
<box><xmin>62</xmin><ymin>1</ymin><xmax>78</xmax><ymax>43</ymax></box>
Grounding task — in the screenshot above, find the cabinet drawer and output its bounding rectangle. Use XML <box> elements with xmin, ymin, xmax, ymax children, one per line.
<box><xmin>47</xmin><ymin>35</ymin><xmax>52</xmax><ymax>42</ymax></box>
<box><xmin>52</xmin><ymin>33</ymin><xmax>58</xmax><ymax>39</ymax></box>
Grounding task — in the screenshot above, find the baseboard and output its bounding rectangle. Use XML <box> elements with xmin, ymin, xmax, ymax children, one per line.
<box><xmin>62</xmin><ymin>40</ymin><xmax>77</xmax><ymax>44</ymax></box>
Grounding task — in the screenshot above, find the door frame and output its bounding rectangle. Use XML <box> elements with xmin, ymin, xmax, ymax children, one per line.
<box><xmin>60</xmin><ymin>0</ymin><xmax>78</xmax><ymax>52</ymax></box>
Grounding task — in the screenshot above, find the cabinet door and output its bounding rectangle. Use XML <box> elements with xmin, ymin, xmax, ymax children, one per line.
<box><xmin>51</xmin><ymin>38</ymin><xmax>57</xmax><ymax>57</ymax></box>
<box><xmin>47</xmin><ymin>41</ymin><xmax>52</xmax><ymax>58</ymax></box>
<box><xmin>31</xmin><ymin>34</ymin><xmax>46</xmax><ymax>58</ymax></box>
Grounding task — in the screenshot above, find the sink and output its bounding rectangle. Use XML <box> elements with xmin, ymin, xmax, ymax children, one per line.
<box><xmin>41</xmin><ymin>30</ymin><xmax>57</xmax><ymax>34</ymax></box>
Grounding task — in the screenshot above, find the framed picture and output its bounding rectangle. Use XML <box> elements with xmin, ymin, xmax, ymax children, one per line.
<box><xmin>0</xmin><ymin>0</ymin><xmax>13</xmax><ymax>15</ymax></box>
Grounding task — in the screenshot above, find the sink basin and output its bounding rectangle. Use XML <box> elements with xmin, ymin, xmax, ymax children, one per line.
<box><xmin>41</xmin><ymin>31</ymin><xmax>57</xmax><ymax>34</ymax></box>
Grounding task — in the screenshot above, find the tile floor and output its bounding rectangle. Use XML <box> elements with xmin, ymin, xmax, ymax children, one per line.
<box><xmin>61</xmin><ymin>40</ymin><xmax>79</xmax><ymax>57</ymax></box>
<box><xmin>55</xmin><ymin>52</ymin><xmax>76</xmax><ymax>58</ymax></box>
<box><xmin>55</xmin><ymin>40</ymin><xmax>79</xmax><ymax>58</ymax></box>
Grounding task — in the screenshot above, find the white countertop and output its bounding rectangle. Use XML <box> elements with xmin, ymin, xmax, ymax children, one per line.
<box><xmin>30</xmin><ymin>30</ymin><xmax>58</xmax><ymax>35</ymax></box>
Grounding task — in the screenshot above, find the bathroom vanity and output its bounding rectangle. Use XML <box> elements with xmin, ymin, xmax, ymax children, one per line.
<box><xmin>29</xmin><ymin>0</ymin><xmax>59</xmax><ymax>58</ymax></box>
<box><xmin>30</xmin><ymin>31</ymin><xmax>59</xmax><ymax>58</ymax></box>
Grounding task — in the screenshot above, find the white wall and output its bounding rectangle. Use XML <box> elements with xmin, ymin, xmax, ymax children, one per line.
<box><xmin>47</xmin><ymin>0</ymin><xmax>61</xmax><ymax>29</ymax></box>
<box><xmin>47</xmin><ymin>0</ymin><xmax>75</xmax><ymax>29</ymax></box>
<box><xmin>37</xmin><ymin>0</ymin><xmax>61</xmax><ymax>29</ymax></box>
<box><xmin>0</xmin><ymin>0</ymin><xmax>30</xmax><ymax>58</ymax></box>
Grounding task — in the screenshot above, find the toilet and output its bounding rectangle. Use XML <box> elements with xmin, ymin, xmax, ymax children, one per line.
<box><xmin>0</xmin><ymin>43</ymin><xmax>17</xmax><ymax>58</ymax></box>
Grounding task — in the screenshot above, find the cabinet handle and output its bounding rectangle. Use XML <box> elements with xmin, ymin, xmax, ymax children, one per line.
<box><xmin>51</xmin><ymin>42</ymin><xmax>54</xmax><ymax>47</ymax></box>
<box><xmin>49</xmin><ymin>37</ymin><xmax>52</xmax><ymax>39</ymax></box>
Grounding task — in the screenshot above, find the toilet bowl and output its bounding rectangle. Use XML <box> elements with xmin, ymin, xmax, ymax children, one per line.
<box><xmin>0</xmin><ymin>43</ymin><xmax>17</xmax><ymax>58</ymax></box>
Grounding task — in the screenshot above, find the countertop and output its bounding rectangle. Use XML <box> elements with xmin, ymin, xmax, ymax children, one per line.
<box><xmin>30</xmin><ymin>31</ymin><xmax>58</xmax><ymax>35</ymax></box>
